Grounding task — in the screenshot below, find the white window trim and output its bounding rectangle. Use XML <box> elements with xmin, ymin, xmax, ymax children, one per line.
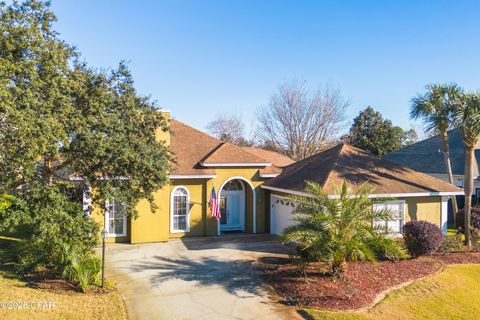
<box><xmin>373</xmin><ymin>200</ymin><xmax>406</xmax><ymax>235</ymax></box>
<box><xmin>104</xmin><ymin>199</ymin><xmax>127</xmax><ymax>238</ymax></box>
<box><xmin>170</xmin><ymin>186</ymin><xmax>190</xmax><ymax>233</ymax></box>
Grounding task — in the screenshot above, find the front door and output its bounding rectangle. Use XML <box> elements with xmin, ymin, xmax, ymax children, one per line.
<box><xmin>219</xmin><ymin>180</ymin><xmax>245</xmax><ymax>231</ymax></box>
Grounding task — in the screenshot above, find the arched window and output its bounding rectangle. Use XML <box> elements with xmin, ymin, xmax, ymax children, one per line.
<box><xmin>222</xmin><ymin>179</ymin><xmax>243</xmax><ymax>191</ymax></box>
<box><xmin>170</xmin><ymin>187</ymin><xmax>190</xmax><ymax>233</ymax></box>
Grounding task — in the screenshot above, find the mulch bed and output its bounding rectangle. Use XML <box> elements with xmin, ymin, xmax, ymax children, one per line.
<box><xmin>29</xmin><ymin>278</ymin><xmax>79</xmax><ymax>292</ymax></box>
<box><xmin>261</xmin><ymin>252</ymin><xmax>480</xmax><ymax>310</ymax></box>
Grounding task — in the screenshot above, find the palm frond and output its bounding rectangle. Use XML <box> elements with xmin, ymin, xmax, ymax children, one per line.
<box><xmin>282</xmin><ymin>180</ymin><xmax>405</xmax><ymax>275</ymax></box>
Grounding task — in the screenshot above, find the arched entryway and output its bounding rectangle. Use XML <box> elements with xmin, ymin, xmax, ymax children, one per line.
<box><xmin>218</xmin><ymin>177</ymin><xmax>256</xmax><ymax>234</ymax></box>
<box><xmin>219</xmin><ymin>179</ymin><xmax>245</xmax><ymax>231</ymax></box>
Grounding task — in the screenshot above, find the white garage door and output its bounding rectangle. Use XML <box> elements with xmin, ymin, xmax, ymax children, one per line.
<box><xmin>271</xmin><ymin>195</ymin><xmax>297</xmax><ymax>235</ymax></box>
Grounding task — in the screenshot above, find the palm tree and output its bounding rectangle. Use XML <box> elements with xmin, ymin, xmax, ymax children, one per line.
<box><xmin>283</xmin><ymin>181</ymin><xmax>406</xmax><ymax>276</ymax></box>
<box><xmin>454</xmin><ymin>92</ymin><xmax>480</xmax><ymax>245</ymax></box>
<box><xmin>410</xmin><ymin>84</ymin><xmax>462</xmax><ymax>225</ymax></box>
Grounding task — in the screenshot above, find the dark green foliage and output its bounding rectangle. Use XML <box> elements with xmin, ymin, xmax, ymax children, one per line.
<box><xmin>346</xmin><ymin>107</ymin><xmax>406</xmax><ymax>155</ymax></box>
<box><xmin>438</xmin><ymin>234</ymin><xmax>464</xmax><ymax>255</ymax></box>
<box><xmin>0</xmin><ymin>194</ymin><xmax>25</xmax><ymax>233</ymax></box>
<box><xmin>2</xmin><ymin>184</ymin><xmax>99</xmax><ymax>274</ymax></box>
<box><xmin>283</xmin><ymin>181</ymin><xmax>406</xmax><ymax>276</ymax></box>
<box><xmin>56</xmin><ymin>243</ymin><xmax>101</xmax><ymax>292</ymax></box>
<box><xmin>0</xmin><ymin>1</ymin><xmax>171</xmax><ymax>215</ymax></box>
<box><xmin>403</xmin><ymin>221</ymin><xmax>443</xmax><ymax>257</ymax></box>
<box><xmin>456</xmin><ymin>207</ymin><xmax>480</xmax><ymax>231</ymax></box>
<box><xmin>410</xmin><ymin>84</ymin><xmax>461</xmax><ymax>135</ymax></box>
<box><xmin>366</xmin><ymin>236</ymin><xmax>409</xmax><ymax>262</ymax></box>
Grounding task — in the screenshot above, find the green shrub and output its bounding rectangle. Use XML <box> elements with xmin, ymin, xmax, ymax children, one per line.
<box><xmin>438</xmin><ymin>233</ymin><xmax>464</xmax><ymax>255</ymax></box>
<box><xmin>283</xmin><ymin>181</ymin><xmax>404</xmax><ymax>276</ymax></box>
<box><xmin>56</xmin><ymin>243</ymin><xmax>101</xmax><ymax>292</ymax></box>
<box><xmin>57</xmin><ymin>243</ymin><xmax>79</xmax><ymax>282</ymax></box>
<box><xmin>72</xmin><ymin>254</ymin><xmax>102</xmax><ymax>293</ymax></box>
<box><xmin>367</xmin><ymin>236</ymin><xmax>409</xmax><ymax>262</ymax></box>
<box><xmin>1</xmin><ymin>184</ymin><xmax>100</xmax><ymax>274</ymax></box>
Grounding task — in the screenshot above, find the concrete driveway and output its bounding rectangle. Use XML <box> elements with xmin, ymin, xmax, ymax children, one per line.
<box><xmin>106</xmin><ymin>234</ymin><xmax>300</xmax><ymax>320</ymax></box>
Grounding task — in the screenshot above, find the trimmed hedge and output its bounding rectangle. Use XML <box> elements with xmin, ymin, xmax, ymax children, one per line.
<box><xmin>457</xmin><ymin>207</ymin><xmax>480</xmax><ymax>231</ymax></box>
<box><xmin>403</xmin><ymin>220</ymin><xmax>443</xmax><ymax>257</ymax></box>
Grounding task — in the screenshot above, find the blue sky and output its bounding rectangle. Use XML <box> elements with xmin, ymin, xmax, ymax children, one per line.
<box><xmin>50</xmin><ymin>0</ymin><xmax>480</xmax><ymax>137</ymax></box>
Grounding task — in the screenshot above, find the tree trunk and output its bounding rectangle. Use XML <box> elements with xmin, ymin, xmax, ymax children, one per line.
<box><xmin>440</xmin><ymin>131</ymin><xmax>459</xmax><ymax>226</ymax></box>
<box><xmin>464</xmin><ymin>143</ymin><xmax>475</xmax><ymax>246</ymax></box>
<box><xmin>332</xmin><ymin>258</ymin><xmax>347</xmax><ymax>277</ymax></box>
<box><xmin>43</xmin><ymin>156</ymin><xmax>54</xmax><ymax>185</ymax></box>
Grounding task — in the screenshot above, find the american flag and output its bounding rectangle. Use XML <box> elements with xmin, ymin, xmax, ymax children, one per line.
<box><xmin>209</xmin><ymin>185</ymin><xmax>221</xmax><ymax>220</ymax></box>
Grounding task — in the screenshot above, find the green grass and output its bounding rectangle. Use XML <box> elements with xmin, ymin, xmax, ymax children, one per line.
<box><xmin>0</xmin><ymin>235</ymin><xmax>21</xmax><ymax>275</ymax></box>
<box><xmin>304</xmin><ymin>264</ymin><xmax>480</xmax><ymax>320</ymax></box>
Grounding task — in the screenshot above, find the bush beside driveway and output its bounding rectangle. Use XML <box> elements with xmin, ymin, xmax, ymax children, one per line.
<box><xmin>0</xmin><ymin>237</ymin><xmax>126</xmax><ymax>320</ymax></box>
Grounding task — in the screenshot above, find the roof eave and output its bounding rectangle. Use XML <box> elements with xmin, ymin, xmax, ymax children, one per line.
<box><xmin>169</xmin><ymin>175</ymin><xmax>216</xmax><ymax>179</ymax></box>
<box><xmin>261</xmin><ymin>185</ymin><xmax>464</xmax><ymax>199</ymax></box>
<box><xmin>259</xmin><ymin>173</ymin><xmax>279</xmax><ymax>178</ymax></box>
<box><xmin>200</xmin><ymin>162</ymin><xmax>272</xmax><ymax>167</ymax></box>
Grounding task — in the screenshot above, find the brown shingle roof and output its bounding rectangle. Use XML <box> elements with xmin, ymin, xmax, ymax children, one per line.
<box><xmin>241</xmin><ymin>147</ymin><xmax>295</xmax><ymax>167</ymax></box>
<box><xmin>169</xmin><ymin>120</ymin><xmax>269</xmax><ymax>175</ymax></box>
<box><xmin>201</xmin><ymin>142</ymin><xmax>269</xmax><ymax>165</ymax></box>
<box><xmin>264</xmin><ymin>143</ymin><xmax>463</xmax><ymax>195</ymax></box>
<box><xmin>259</xmin><ymin>164</ymin><xmax>283</xmax><ymax>176</ymax></box>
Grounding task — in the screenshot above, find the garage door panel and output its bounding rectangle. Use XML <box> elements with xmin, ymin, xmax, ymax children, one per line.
<box><xmin>271</xmin><ymin>195</ymin><xmax>296</xmax><ymax>235</ymax></box>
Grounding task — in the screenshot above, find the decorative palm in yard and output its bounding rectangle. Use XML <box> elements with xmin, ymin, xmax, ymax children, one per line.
<box><xmin>283</xmin><ymin>181</ymin><xmax>407</xmax><ymax>276</ymax></box>
<box><xmin>454</xmin><ymin>93</ymin><xmax>480</xmax><ymax>246</ymax></box>
<box><xmin>410</xmin><ymin>84</ymin><xmax>463</xmax><ymax>224</ymax></box>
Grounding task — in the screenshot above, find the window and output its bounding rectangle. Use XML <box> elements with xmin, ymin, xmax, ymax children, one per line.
<box><xmin>171</xmin><ymin>187</ymin><xmax>190</xmax><ymax>233</ymax></box>
<box><xmin>105</xmin><ymin>198</ymin><xmax>127</xmax><ymax>237</ymax></box>
<box><xmin>222</xmin><ymin>180</ymin><xmax>243</xmax><ymax>191</ymax></box>
<box><xmin>373</xmin><ymin>200</ymin><xmax>405</xmax><ymax>234</ymax></box>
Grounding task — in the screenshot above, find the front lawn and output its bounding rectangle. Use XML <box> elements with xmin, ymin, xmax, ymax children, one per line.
<box><xmin>0</xmin><ymin>237</ymin><xmax>127</xmax><ymax>320</ymax></box>
<box><xmin>303</xmin><ymin>264</ymin><xmax>480</xmax><ymax>320</ymax></box>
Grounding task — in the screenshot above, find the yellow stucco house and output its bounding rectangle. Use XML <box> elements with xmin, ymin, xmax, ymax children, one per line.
<box><xmin>88</xmin><ymin>111</ymin><xmax>463</xmax><ymax>243</ymax></box>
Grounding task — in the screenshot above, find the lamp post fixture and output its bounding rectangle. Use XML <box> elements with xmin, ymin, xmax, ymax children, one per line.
<box><xmin>101</xmin><ymin>229</ymin><xmax>107</xmax><ymax>288</ymax></box>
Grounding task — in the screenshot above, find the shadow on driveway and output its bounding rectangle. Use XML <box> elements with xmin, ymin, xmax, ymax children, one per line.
<box><xmin>132</xmin><ymin>255</ymin><xmax>262</xmax><ymax>297</ymax></box>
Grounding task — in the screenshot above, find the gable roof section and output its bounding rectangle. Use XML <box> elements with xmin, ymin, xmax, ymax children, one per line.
<box><xmin>169</xmin><ymin>120</ymin><xmax>270</xmax><ymax>176</ymax></box>
<box><xmin>200</xmin><ymin>142</ymin><xmax>270</xmax><ymax>166</ymax></box>
<box><xmin>263</xmin><ymin>143</ymin><xmax>463</xmax><ymax>196</ymax></box>
<box><xmin>384</xmin><ymin>127</ymin><xmax>480</xmax><ymax>176</ymax></box>
<box><xmin>241</xmin><ymin>147</ymin><xmax>295</xmax><ymax>167</ymax></box>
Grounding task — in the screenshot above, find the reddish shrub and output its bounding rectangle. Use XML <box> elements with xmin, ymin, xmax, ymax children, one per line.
<box><xmin>403</xmin><ymin>221</ymin><xmax>443</xmax><ymax>257</ymax></box>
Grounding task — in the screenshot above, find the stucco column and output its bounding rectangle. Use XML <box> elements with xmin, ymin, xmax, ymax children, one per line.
<box><xmin>205</xmin><ymin>179</ymin><xmax>219</xmax><ymax>236</ymax></box>
<box><xmin>441</xmin><ymin>196</ymin><xmax>449</xmax><ymax>234</ymax></box>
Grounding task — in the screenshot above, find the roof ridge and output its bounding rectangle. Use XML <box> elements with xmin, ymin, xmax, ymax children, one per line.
<box><xmin>198</xmin><ymin>141</ymin><xmax>225</xmax><ymax>164</ymax></box>
<box><xmin>322</xmin><ymin>143</ymin><xmax>347</xmax><ymax>188</ymax></box>
<box><xmin>221</xmin><ymin>142</ymin><xmax>269</xmax><ymax>163</ymax></box>
<box><xmin>170</xmin><ymin>119</ymin><xmax>222</xmax><ymax>145</ymax></box>
<box><xmin>240</xmin><ymin>146</ymin><xmax>269</xmax><ymax>162</ymax></box>
<box><xmin>171</xmin><ymin>120</ymin><xmax>267</xmax><ymax>165</ymax></box>
<box><xmin>200</xmin><ymin>140</ymin><xmax>269</xmax><ymax>165</ymax></box>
